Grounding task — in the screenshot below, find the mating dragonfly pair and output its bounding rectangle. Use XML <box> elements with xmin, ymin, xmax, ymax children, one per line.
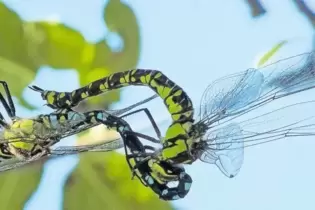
<box><xmin>1</xmin><ymin>52</ymin><xmax>315</xmax><ymax>200</ymax></box>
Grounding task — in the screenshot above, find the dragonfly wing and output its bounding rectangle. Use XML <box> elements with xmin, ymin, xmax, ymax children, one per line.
<box><xmin>200</xmin><ymin>100</ymin><xmax>315</xmax><ymax>178</ymax></box>
<box><xmin>0</xmin><ymin>138</ymin><xmax>124</xmax><ymax>172</ymax></box>
<box><xmin>0</xmin><ymin>152</ymin><xmax>46</xmax><ymax>172</ymax></box>
<box><xmin>199</xmin><ymin>52</ymin><xmax>315</xmax><ymax>126</ymax></box>
<box><xmin>51</xmin><ymin>138</ymin><xmax>124</xmax><ymax>155</ymax></box>
<box><xmin>200</xmin><ymin>123</ymin><xmax>244</xmax><ymax>178</ymax></box>
<box><xmin>199</xmin><ymin>69</ymin><xmax>264</xmax><ymax>121</ymax></box>
<box><xmin>262</xmin><ymin>52</ymin><xmax>314</xmax><ymax>95</ymax></box>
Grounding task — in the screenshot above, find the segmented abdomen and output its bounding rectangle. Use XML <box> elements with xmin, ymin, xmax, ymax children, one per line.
<box><xmin>43</xmin><ymin>69</ymin><xmax>195</xmax><ymax>163</ymax></box>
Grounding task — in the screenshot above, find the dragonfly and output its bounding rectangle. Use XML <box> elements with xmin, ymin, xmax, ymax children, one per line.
<box><xmin>30</xmin><ymin>51</ymin><xmax>315</xmax><ymax>200</ymax></box>
<box><xmin>0</xmin><ymin>79</ymin><xmax>159</xmax><ymax>172</ymax></box>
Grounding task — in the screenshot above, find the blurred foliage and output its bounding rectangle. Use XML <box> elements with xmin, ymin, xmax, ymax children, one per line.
<box><xmin>0</xmin><ymin>0</ymin><xmax>140</xmax><ymax>110</ymax></box>
<box><xmin>0</xmin><ymin>3</ymin><xmax>39</xmax><ymax>109</ymax></box>
<box><xmin>0</xmin><ymin>161</ymin><xmax>44</xmax><ymax>210</ymax></box>
<box><xmin>67</xmin><ymin>127</ymin><xmax>172</xmax><ymax>210</ymax></box>
<box><xmin>64</xmin><ymin>152</ymin><xmax>171</xmax><ymax>210</ymax></box>
<box><xmin>0</xmin><ymin>1</ymin><xmax>171</xmax><ymax>209</ymax></box>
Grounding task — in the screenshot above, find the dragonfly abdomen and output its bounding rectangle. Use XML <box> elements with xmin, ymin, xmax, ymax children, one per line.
<box><xmin>36</xmin><ymin>69</ymin><xmax>196</xmax><ymax>163</ymax></box>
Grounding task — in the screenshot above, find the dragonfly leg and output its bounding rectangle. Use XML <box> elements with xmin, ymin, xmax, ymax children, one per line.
<box><xmin>120</xmin><ymin>108</ymin><xmax>162</xmax><ymax>140</ymax></box>
<box><xmin>112</xmin><ymin>94</ymin><xmax>158</xmax><ymax>116</ymax></box>
<box><xmin>124</xmin><ymin>130</ymin><xmax>160</xmax><ymax>143</ymax></box>
<box><xmin>0</xmin><ymin>94</ymin><xmax>9</xmax><ymax>128</ymax></box>
<box><xmin>0</xmin><ymin>119</ymin><xmax>9</xmax><ymax>128</ymax></box>
<box><xmin>117</xmin><ymin>126</ymin><xmax>156</xmax><ymax>179</ymax></box>
<box><xmin>92</xmin><ymin>111</ymin><xmax>160</xmax><ymax>144</ymax></box>
<box><xmin>143</xmin><ymin>145</ymin><xmax>156</xmax><ymax>151</ymax></box>
<box><xmin>0</xmin><ymin>81</ymin><xmax>15</xmax><ymax>118</ymax></box>
<box><xmin>0</xmin><ymin>92</ymin><xmax>13</xmax><ymax>120</ymax></box>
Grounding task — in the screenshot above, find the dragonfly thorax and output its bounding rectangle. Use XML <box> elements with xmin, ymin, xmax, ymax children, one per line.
<box><xmin>189</xmin><ymin>122</ymin><xmax>208</xmax><ymax>141</ymax></box>
<box><xmin>2</xmin><ymin>118</ymin><xmax>60</xmax><ymax>159</ymax></box>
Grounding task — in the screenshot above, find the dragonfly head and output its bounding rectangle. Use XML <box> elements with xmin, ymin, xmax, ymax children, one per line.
<box><xmin>189</xmin><ymin>121</ymin><xmax>208</xmax><ymax>142</ymax></box>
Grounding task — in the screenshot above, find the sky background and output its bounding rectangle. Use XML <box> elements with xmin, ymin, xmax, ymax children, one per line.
<box><xmin>2</xmin><ymin>0</ymin><xmax>315</xmax><ymax>210</ymax></box>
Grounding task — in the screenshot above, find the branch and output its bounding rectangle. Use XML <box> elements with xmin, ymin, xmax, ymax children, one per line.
<box><xmin>292</xmin><ymin>0</ymin><xmax>315</xmax><ymax>28</ymax></box>
<box><xmin>245</xmin><ymin>0</ymin><xmax>266</xmax><ymax>17</ymax></box>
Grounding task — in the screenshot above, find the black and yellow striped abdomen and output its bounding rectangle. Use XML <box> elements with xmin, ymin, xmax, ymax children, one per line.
<box><xmin>40</xmin><ymin>69</ymin><xmax>195</xmax><ymax>163</ymax></box>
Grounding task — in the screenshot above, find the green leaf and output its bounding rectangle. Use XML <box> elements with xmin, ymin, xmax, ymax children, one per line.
<box><xmin>0</xmin><ymin>55</ymin><xmax>36</xmax><ymax>109</ymax></box>
<box><xmin>0</xmin><ymin>3</ymin><xmax>39</xmax><ymax>109</ymax></box>
<box><xmin>71</xmin><ymin>0</ymin><xmax>141</xmax><ymax>110</ymax></box>
<box><xmin>257</xmin><ymin>40</ymin><xmax>288</xmax><ymax>68</ymax></box>
<box><xmin>0</xmin><ymin>3</ymin><xmax>37</xmax><ymax>71</ymax></box>
<box><xmin>0</xmin><ymin>161</ymin><xmax>45</xmax><ymax>210</ymax></box>
<box><xmin>99</xmin><ymin>0</ymin><xmax>140</xmax><ymax>71</ymax></box>
<box><xmin>91</xmin><ymin>40</ymin><xmax>112</xmax><ymax>70</ymax></box>
<box><xmin>63</xmin><ymin>152</ymin><xmax>173</xmax><ymax>210</ymax></box>
<box><xmin>23</xmin><ymin>22</ymin><xmax>90</xmax><ymax>70</ymax></box>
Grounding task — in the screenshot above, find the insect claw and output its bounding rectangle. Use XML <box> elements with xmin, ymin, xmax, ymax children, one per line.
<box><xmin>28</xmin><ymin>86</ymin><xmax>35</xmax><ymax>91</ymax></box>
<box><xmin>28</xmin><ymin>85</ymin><xmax>44</xmax><ymax>93</ymax></box>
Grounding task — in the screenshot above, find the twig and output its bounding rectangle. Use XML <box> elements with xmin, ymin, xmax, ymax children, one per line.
<box><xmin>292</xmin><ymin>0</ymin><xmax>315</xmax><ymax>28</ymax></box>
<box><xmin>245</xmin><ymin>0</ymin><xmax>266</xmax><ymax>17</ymax></box>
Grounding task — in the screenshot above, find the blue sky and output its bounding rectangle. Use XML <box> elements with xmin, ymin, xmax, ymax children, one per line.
<box><xmin>2</xmin><ymin>0</ymin><xmax>315</xmax><ymax>210</ymax></box>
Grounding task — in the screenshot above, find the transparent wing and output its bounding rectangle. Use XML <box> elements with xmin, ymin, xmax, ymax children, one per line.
<box><xmin>0</xmin><ymin>138</ymin><xmax>124</xmax><ymax>172</ymax></box>
<box><xmin>51</xmin><ymin>138</ymin><xmax>124</xmax><ymax>154</ymax></box>
<box><xmin>199</xmin><ymin>52</ymin><xmax>314</xmax><ymax>124</ymax></box>
<box><xmin>199</xmin><ymin>100</ymin><xmax>315</xmax><ymax>178</ymax></box>
<box><xmin>197</xmin><ymin>52</ymin><xmax>315</xmax><ymax>177</ymax></box>
<box><xmin>200</xmin><ymin>123</ymin><xmax>244</xmax><ymax>178</ymax></box>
